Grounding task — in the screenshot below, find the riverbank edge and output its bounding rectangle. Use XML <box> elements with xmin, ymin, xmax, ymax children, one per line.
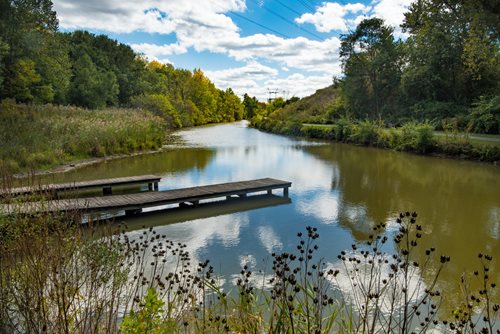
<box><xmin>252</xmin><ymin>120</ymin><xmax>500</xmax><ymax>164</ymax></box>
<box><xmin>11</xmin><ymin>149</ymin><xmax>165</xmax><ymax>179</ymax></box>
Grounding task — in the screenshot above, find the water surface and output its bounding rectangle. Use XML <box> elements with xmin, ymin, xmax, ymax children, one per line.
<box><xmin>44</xmin><ymin>121</ymin><xmax>500</xmax><ymax>311</ymax></box>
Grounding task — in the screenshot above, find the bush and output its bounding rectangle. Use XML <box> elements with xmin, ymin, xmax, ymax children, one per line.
<box><xmin>349</xmin><ymin>120</ymin><xmax>379</xmax><ymax>145</ymax></box>
<box><xmin>397</xmin><ymin>122</ymin><xmax>436</xmax><ymax>153</ymax></box>
<box><xmin>467</xmin><ymin>95</ymin><xmax>500</xmax><ymax>134</ymax></box>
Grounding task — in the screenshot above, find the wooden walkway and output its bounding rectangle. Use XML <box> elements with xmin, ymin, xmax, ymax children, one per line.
<box><xmin>0</xmin><ymin>178</ymin><xmax>291</xmax><ymax>216</ymax></box>
<box><xmin>0</xmin><ymin>175</ymin><xmax>161</xmax><ymax>197</ymax></box>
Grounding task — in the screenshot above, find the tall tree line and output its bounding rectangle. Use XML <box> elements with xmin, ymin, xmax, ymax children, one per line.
<box><xmin>0</xmin><ymin>0</ymin><xmax>243</xmax><ymax>127</ymax></box>
<box><xmin>338</xmin><ymin>0</ymin><xmax>499</xmax><ymax>133</ymax></box>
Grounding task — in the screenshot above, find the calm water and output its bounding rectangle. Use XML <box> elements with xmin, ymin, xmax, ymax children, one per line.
<box><xmin>44</xmin><ymin>121</ymin><xmax>500</xmax><ymax>311</ymax></box>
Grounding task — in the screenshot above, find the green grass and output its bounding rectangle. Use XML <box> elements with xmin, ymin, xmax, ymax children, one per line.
<box><xmin>0</xmin><ymin>100</ymin><xmax>167</xmax><ymax>173</ymax></box>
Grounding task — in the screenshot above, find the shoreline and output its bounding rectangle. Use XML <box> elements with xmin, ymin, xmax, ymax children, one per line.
<box><xmin>12</xmin><ymin>149</ymin><xmax>163</xmax><ymax>179</ymax></box>
<box><xmin>252</xmin><ymin>121</ymin><xmax>500</xmax><ymax>164</ymax></box>
<box><xmin>12</xmin><ymin>133</ymin><xmax>186</xmax><ymax>179</ymax></box>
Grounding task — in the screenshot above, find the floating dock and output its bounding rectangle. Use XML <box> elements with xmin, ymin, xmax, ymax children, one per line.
<box><xmin>0</xmin><ymin>178</ymin><xmax>291</xmax><ymax>216</ymax></box>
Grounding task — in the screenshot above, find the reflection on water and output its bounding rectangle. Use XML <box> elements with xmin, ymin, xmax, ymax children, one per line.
<box><xmin>44</xmin><ymin>121</ymin><xmax>499</xmax><ymax>313</ymax></box>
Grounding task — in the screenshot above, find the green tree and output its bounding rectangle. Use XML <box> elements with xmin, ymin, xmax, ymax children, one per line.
<box><xmin>243</xmin><ymin>93</ymin><xmax>260</xmax><ymax>119</ymax></box>
<box><xmin>69</xmin><ymin>51</ymin><xmax>118</xmax><ymax>109</ymax></box>
<box><xmin>130</xmin><ymin>94</ymin><xmax>182</xmax><ymax>128</ymax></box>
<box><xmin>340</xmin><ymin>18</ymin><xmax>402</xmax><ymax>121</ymax></box>
<box><xmin>401</xmin><ymin>0</ymin><xmax>500</xmax><ymax>112</ymax></box>
<box><xmin>217</xmin><ymin>88</ymin><xmax>244</xmax><ymax>121</ymax></box>
<box><xmin>266</xmin><ymin>97</ymin><xmax>285</xmax><ymax>115</ymax></box>
<box><xmin>5</xmin><ymin>58</ymin><xmax>41</xmax><ymax>102</ymax></box>
<box><xmin>0</xmin><ymin>38</ymin><xmax>9</xmax><ymax>92</ymax></box>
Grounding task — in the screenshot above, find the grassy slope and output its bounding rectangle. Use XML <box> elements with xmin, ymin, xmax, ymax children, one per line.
<box><xmin>272</xmin><ymin>85</ymin><xmax>337</xmax><ymax>123</ymax></box>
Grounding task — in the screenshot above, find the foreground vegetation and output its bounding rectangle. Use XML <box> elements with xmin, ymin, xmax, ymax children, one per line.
<box><xmin>0</xmin><ymin>101</ymin><xmax>166</xmax><ymax>173</ymax></box>
<box><xmin>0</xmin><ymin>200</ymin><xmax>498</xmax><ymax>333</ymax></box>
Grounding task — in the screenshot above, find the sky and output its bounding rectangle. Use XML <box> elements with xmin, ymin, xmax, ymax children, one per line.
<box><xmin>53</xmin><ymin>0</ymin><xmax>413</xmax><ymax>101</ymax></box>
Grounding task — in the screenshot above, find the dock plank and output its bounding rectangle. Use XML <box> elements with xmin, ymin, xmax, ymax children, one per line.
<box><xmin>1</xmin><ymin>175</ymin><xmax>161</xmax><ymax>197</ymax></box>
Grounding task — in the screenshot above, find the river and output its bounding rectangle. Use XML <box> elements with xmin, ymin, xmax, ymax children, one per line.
<box><xmin>43</xmin><ymin>121</ymin><xmax>500</xmax><ymax>314</ymax></box>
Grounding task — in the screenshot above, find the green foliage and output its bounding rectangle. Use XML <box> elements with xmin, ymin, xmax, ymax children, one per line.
<box><xmin>349</xmin><ymin>120</ymin><xmax>379</xmax><ymax>145</ymax></box>
<box><xmin>5</xmin><ymin>58</ymin><xmax>41</xmax><ymax>102</ymax></box>
<box><xmin>340</xmin><ymin>18</ymin><xmax>402</xmax><ymax>120</ymax></box>
<box><xmin>266</xmin><ymin>97</ymin><xmax>285</xmax><ymax>115</ymax></box>
<box><xmin>399</xmin><ymin>0</ymin><xmax>500</xmax><ymax>126</ymax></box>
<box><xmin>69</xmin><ymin>51</ymin><xmax>119</xmax><ymax>109</ymax></box>
<box><xmin>217</xmin><ymin>88</ymin><xmax>244</xmax><ymax>122</ymax></box>
<box><xmin>271</xmin><ymin>85</ymin><xmax>339</xmax><ymax>124</ymax></box>
<box><xmin>243</xmin><ymin>93</ymin><xmax>265</xmax><ymax>119</ymax></box>
<box><xmin>131</xmin><ymin>94</ymin><xmax>182</xmax><ymax>128</ymax></box>
<box><xmin>397</xmin><ymin>122</ymin><xmax>436</xmax><ymax>153</ymax></box>
<box><xmin>0</xmin><ymin>103</ymin><xmax>166</xmax><ymax>172</ymax></box>
<box><xmin>0</xmin><ymin>3</ymin><xmax>244</xmax><ymax>125</ymax></box>
<box><xmin>467</xmin><ymin>95</ymin><xmax>500</xmax><ymax>134</ymax></box>
<box><xmin>121</xmin><ymin>288</ymin><xmax>167</xmax><ymax>334</ymax></box>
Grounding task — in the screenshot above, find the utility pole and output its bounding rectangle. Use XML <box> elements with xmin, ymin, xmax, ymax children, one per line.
<box><xmin>267</xmin><ymin>88</ymin><xmax>280</xmax><ymax>102</ymax></box>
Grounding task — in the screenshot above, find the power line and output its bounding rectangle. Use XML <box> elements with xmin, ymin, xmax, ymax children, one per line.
<box><xmin>274</xmin><ymin>0</ymin><xmax>302</xmax><ymax>16</ymax></box>
<box><xmin>230</xmin><ymin>11</ymin><xmax>291</xmax><ymax>39</ymax></box>
<box><xmin>250</xmin><ymin>0</ymin><xmax>323</xmax><ymax>40</ymax></box>
<box><xmin>296</xmin><ymin>0</ymin><xmax>315</xmax><ymax>12</ymax></box>
<box><xmin>302</xmin><ymin>0</ymin><xmax>318</xmax><ymax>8</ymax></box>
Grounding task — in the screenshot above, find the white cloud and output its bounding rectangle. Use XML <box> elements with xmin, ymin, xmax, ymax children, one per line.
<box><xmin>54</xmin><ymin>0</ymin><xmax>246</xmax><ymax>34</ymax></box>
<box><xmin>130</xmin><ymin>42</ymin><xmax>187</xmax><ymax>58</ymax></box>
<box><xmin>371</xmin><ymin>0</ymin><xmax>413</xmax><ymax>35</ymax></box>
<box><xmin>52</xmin><ymin>0</ymin><xmax>361</xmax><ymax>99</ymax></box>
<box><xmin>295</xmin><ymin>2</ymin><xmax>370</xmax><ymax>33</ymax></box>
<box><xmin>206</xmin><ymin>64</ymin><xmax>336</xmax><ymax>101</ymax></box>
<box><xmin>296</xmin><ymin>0</ymin><xmax>413</xmax><ymax>36</ymax></box>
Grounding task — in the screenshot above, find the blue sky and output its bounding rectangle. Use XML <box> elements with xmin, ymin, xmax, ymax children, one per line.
<box><xmin>53</xmin><ymin>0</ymin><xmax>412</xmax><ymax>101</ymax></box>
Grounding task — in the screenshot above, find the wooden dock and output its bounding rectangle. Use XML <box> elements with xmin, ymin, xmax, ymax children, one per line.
<box><xmin>0</xmin><ymin>178</ymin><xmax>291</xmax><ymax>216</ymax></box>
<box><xmin>0</xmin><ymin>175</ymin><xmax>161</xmax><ymax>197</ymax></box>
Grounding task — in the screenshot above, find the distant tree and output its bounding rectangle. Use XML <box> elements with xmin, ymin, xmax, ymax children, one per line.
<box><xmin>130</xmin><ymin>94</ymin><xmax>182</xmax><ymax>128</ymax></box>
<box><xmin>266</xmin><ymin>97</ymin><xmax>285</xmax><ymax>115</ymax></box>
<box><xmin>69</xmin><ymin>51</ymin><xmax>118</xmax><ymax>109</ymax></box>
<box><xmin>217</xmin><ymin>88</ymin><xmax>243</xmax><ymax>121</ymax></box>
<box><xmin>243</xmin><ymin>93</ymin><xmax>260</xmax><ymax>119</ymax></box>
<box><xmin>5</xmin><ymin>58</ymin><xmax>41</xmax><ymax>102</ymax></box>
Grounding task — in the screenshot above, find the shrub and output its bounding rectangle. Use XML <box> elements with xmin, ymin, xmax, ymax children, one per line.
<box><xmin>349</xmin><ymin>120</ymin><xmax>379</xmax><ymax>145</ymax></box>
<box><xmin>397</xmin><ymin>122</ymin><xmax>436</xmax><ymax>153</ymax></box>
<box><xmin>467</xmin><ymin>95</ymin><xmax>500</xmax><ymax>134</ymax></box>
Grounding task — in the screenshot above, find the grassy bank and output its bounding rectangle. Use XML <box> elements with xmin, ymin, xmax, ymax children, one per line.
<box><xmin>0</xmin><ymin>208</ymin><xmax>497</xmax><ymax>333</ymax></box>
<box><xmin>0</xmin><ymin>100</ymin><xmax>167</xmax><ymax>173</ymax></box>
<box><xmin>252</xmin><ymin>118</ymin><xmax>500</xmax><ymax>163</ymax></box>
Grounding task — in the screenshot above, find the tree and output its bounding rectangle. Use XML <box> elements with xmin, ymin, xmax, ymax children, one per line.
<box><xmin>130</xmin><ymin>94</ymin><xmax>182</xmax><ymax>128</ymax></box>
<box><xmin>217</xmin><ymin>88</ymin><xmax>243</xmax><ymax>121</ymax></box>
<box><xmin>401</xmin><ymin>0</ymin><xmax>500</xmax><ymax>110</ymax></box>
<box><xmin>266</xmin><ymin>97</ymin><xmax>285</xmax><ymax>115</ymax></box>
<box><xmin>340</xmin><ymin>18</ymin><xmax>402</xmax><ymax>120</ymax></box>
<box><xmin>69</xmin><ymin>51</ymin><xmax>118</xmax><ymax>109</ymax></box>
<box><xmin>243</xmin><ymin>93</ymin><xmax>260</xmax><ymax>119</ymax></box>
<box><xmin>5</xmin><ymin>58</ymin><xmax>41</xmax><ymax>102</ymax></box>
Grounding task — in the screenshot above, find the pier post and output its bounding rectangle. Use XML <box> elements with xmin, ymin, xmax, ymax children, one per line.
<box><xmin>148</xmin><ymin>182</ymin><xmax>153</xmax><ymax>191</ymax></box>
<box><xmin>267</xmin><ymin>189</ymin><xmax>272</xmax><ymax>195</ymax></box>
<box><xmin>154</xmin><ymin>182</ymin><xmax>159</xmax><ymax>191</ymax></box>
<box><xmin>125</xmin><ymin>208</ymin><xmax>142</xmax><ymax>216</ymax></box>
<box><xmin>283</xmin><ymin>187</ymin><xmax>289</xmax><ymax>198</ymax></box>
<box><xmin>103</xmin><ymin>186</ymin><xmax>112</xmax><ymax>196</ymax></box>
